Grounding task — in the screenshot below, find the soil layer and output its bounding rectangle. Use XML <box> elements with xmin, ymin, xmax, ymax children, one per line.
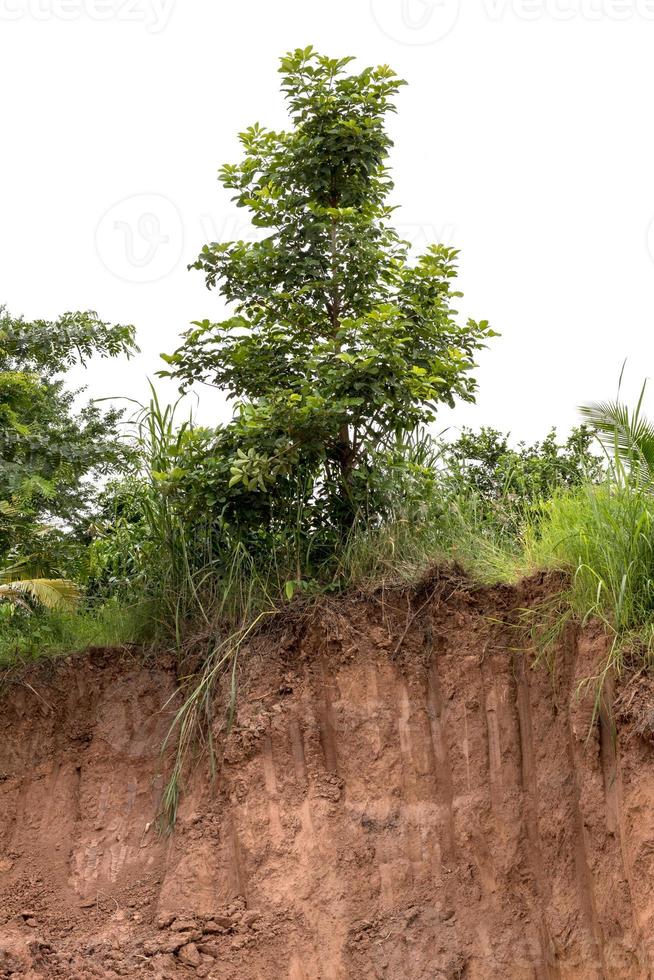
<box><xmin>1</xmin><ymin>572</ymin><xmax>653</xmax><ymax>978</ymax></box>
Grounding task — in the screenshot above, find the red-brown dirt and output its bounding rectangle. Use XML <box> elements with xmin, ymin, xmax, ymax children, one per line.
<box><xmin>1</xmin><ymin>570</ymin><xmax>654</xmax><ymax>978</ymax></box>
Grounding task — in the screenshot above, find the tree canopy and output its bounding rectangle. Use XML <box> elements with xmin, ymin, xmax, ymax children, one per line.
<box><xmin>161</xmin><ymin>47</ymin><xmax>494</xmax><ymax>533</ymax></box>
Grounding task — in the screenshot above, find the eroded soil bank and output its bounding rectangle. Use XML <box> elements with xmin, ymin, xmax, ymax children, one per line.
<box><xmin>1</xmin><ymin>571</ymin><xmax>654</xmax><ymax>979</ymax></box>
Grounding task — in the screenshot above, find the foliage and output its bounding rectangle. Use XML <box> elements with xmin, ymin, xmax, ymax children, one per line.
<box><xmin>161</xmin><ymin>46</ymin><xmax>494</xmax><ymax>539</ymax></box>
<box><xmin>86</xmin><ymin>394</ymin><xmax>191</xmax><ymax>630</ymax></box>
<box><xmin>518</xmin><ymin>477</ymin><xmax>654</xmax><ymax>690</ymax></box>
<box><xmin>526</xmin><ymin>481</ymin><xmax>654</xmax><ymax>631</ymax></box>
<box><xmin>439</xmin><ymin>425</ymin><xmax>604</xmax><ymax>539</ymax></box>
<box><xmin>509</xmin><ymin>392</ymin><xmax>654</xmax><ymax>693</ymax></box>
<box><xmin>88</xmin><ymin>476</ymin><xmax>154</xmax><ymax>596</ymax></box>
<box><xmin>0</xmin><ymin>306</ymin><xmax>137</xmax><ymax>571</ymax></box>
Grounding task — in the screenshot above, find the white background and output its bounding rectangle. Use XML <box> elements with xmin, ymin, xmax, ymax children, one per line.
<box><xmin>2</xmin><ymin>0</ymin><xmax>654</xmax><ymax>443</ymax></box>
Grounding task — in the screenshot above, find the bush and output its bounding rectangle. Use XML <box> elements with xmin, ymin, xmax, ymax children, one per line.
<box><xmin>439</xmin><ymin>425</ymin><xmax>603</xmax><ymax>541</ymax></box>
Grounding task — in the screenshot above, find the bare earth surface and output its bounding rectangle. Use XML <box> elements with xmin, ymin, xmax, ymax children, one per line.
<box><xmin>1</xmin><ymin>571</ymin><xmax>654</xmax><ymax>978</ymax></box>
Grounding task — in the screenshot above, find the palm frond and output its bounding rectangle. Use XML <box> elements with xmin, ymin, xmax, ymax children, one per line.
<box><xmin>0</xmin><ymin>578</ymin><xmax>80</xmax><ymax>611</ymax></box>
<box><xmin>580</xmin><ymin>382</ymin><xmax>654</xmax><ymax>481</ymax></box>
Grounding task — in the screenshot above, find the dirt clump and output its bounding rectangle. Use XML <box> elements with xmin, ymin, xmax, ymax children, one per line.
<box><xmin>1</xmin><ymin>571</ymin><xmax>654</xmax><ymax>977</ymax></box>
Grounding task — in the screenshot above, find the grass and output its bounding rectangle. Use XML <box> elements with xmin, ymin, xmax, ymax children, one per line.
<box><xmin>340</xmin><ymin>468</ymin><xmax>654</xmax><ymax>690</ymax></box>
<box><xmin>527</xmin><ymin>484</ymin><xmax>654</xmax><ymax>628</ymax></box>
<box><xmin>520</xmin><ymin>478</ymin><xmax>654</xmax><ymax>679</ymax></box>
<box><xmin>159</xmin><ymin>606</ymin><xmax>277</xmax><ymax>829</ymax></box>
<box><xmin>156</xmin><ymin>542</ymin><xmax>283</xmax><ymax>828</ymax></box>
<box><xmin>0</xmin><ymin>598</ymin><xmax>151</xmax><ymax>668</ymax></box>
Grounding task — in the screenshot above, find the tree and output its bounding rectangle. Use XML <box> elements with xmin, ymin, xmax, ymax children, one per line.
<box><xmin>0</xmin><ymin>307</ymin><xmax>137</xmax><ymax>572</ymax></box>
<box><xmin>161</xmin><ymin>47</ymin><xmax>494</xmax><ymax>533</ymax></box>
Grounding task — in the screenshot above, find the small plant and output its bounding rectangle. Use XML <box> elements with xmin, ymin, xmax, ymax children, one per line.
<box><xmin>580</xmin><ymin>378</ymin><xmax>654</xmax><ymax>483</ymax></box>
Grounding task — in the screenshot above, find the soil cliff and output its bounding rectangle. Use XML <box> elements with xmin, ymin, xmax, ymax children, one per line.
<box><xmin>1</xmin><ymin>571</ymin><xmax>653</xmax><ymax>979</ymax></box>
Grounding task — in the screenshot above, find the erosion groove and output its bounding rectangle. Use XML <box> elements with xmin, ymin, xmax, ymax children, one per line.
<box><xmin>1</xmin><ymin>575</ymin><xmax>654</xmax><ymax>978</ymax></box>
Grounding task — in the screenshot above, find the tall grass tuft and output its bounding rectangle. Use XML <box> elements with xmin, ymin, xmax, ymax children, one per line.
<box><xmin>521</xmin><ymin>383</ymin><xmax>654</xmax><ymax>687</ymax></box>
<box><xmin>525</xmin><ymin>482</ymin><xmax>654</xmax><ymax>646</ymax></box>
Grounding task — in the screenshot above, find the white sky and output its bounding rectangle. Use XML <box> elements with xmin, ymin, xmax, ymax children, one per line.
<box><xmin>2</xmin><ymin>0</ymin><xmax>654</xmax><ymax>444</ymax></box>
